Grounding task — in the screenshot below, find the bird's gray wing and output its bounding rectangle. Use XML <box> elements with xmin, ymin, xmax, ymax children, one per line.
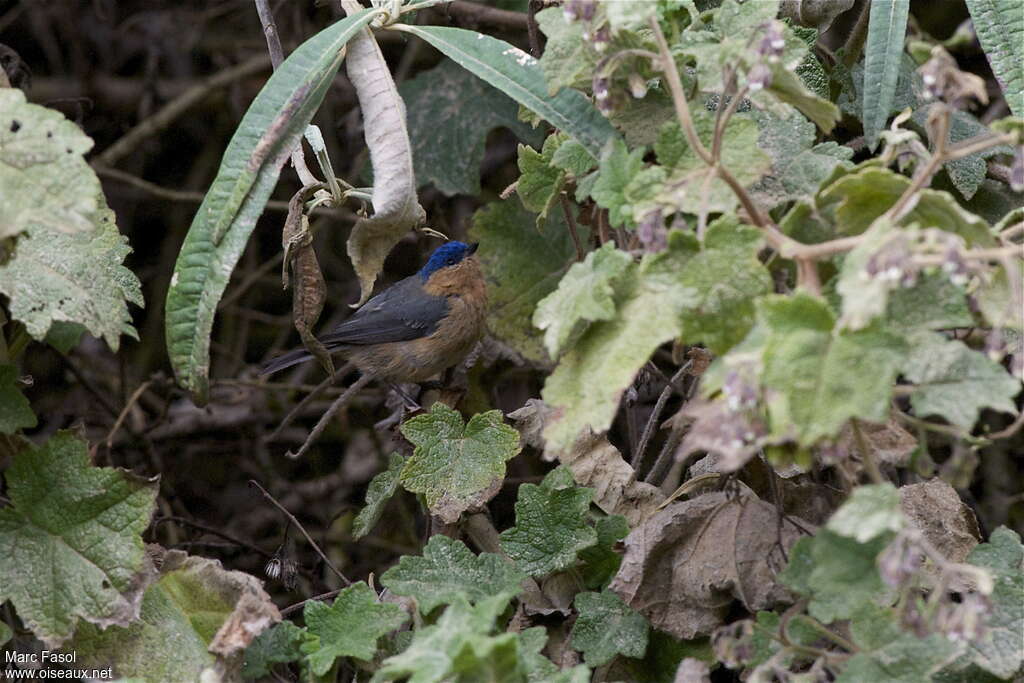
<box><xmin>320</xmin><ymin>276</ymin><xmax>449</xmax><ymax>346</ymax></box>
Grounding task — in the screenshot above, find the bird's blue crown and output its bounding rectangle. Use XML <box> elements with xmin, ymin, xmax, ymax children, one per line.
<box><xmin>419</xmin><ymin>241</ymin><xmax>476</xmax><ymax>280</ymax></box>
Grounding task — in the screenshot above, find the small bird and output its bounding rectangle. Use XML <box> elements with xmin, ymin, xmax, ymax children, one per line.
<box><xmin>262</xmin><ymin>241</ymin><xmax>487</xmax><ymax>382</ymax></box>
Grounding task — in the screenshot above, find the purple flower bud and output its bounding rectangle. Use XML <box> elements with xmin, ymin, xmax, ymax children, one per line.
<box><xmin>563</xmin><ymin>0</ymin><xmax>579</xmax><ymax>22</ymax></box>
<box><xmin>712</xmin><ymin>621</ymin><xmax>755</xmax><ymax>669</ymax></box>
<box><xmin>579</xmin><ymin>0</ymin><xmax>596</xmax><ymax>22</ymax></box>
<box><xmin>758</xmin><ymin>22</ymin><xmax>786</xmax><ymax>61</ymax></box>
<box><xmin>593</xmin><ymin>25</ymin><xmax>611</xmax><ymax>52</ymax></box>
<box><xmin>747</xmin><ymin>63</ymin><xmax>772</xmax><ymax>91</ymax></box>
<box><xmin>878</xmin><ymin>533</ymin><xmax>921</xmax><ymax>588</ymax></box>
<box><xmin>628</xmin><ymin>72</ymin><xmax>648</xmax><ymax>99</ymax></box>
<box><xmin>637</xmin><ymin>210</ymin><xmax>667</xmax><ymax>252</ymax></box>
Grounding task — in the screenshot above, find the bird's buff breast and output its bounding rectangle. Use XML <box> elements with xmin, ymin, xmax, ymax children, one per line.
<box><xmin>347</xmin><ymin>288</ymin><xmax>486</xmax><ymax>382</ymax></box>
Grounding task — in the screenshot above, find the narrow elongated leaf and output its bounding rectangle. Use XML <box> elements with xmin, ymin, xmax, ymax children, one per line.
<box><xmin>965</xmin><ymin>0</ymin><xmax>1024</xmax><ymax>116</ymax></box>
<box><xmin>862</xmin><ymin>0</ymin><xmax>910</xmax><ymax>147</ymax></box>
<box><xmin>392</xmin><ymin>25</ymin><xmax>620</xmax><ymax>160</ymax></box>
<box><xmin>164</xmin><ymin>9</ymin><xmax>378</xmax><ymax>402</ymax></box>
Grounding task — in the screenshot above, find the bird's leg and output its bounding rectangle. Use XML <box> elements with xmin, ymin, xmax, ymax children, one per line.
<box><xmin>388</xmin><ymin>383</ymin><xmax>422</xmax><ymax>412</ymax></box>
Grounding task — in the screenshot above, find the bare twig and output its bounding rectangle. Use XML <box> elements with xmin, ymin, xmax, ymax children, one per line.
<box><xmin>851</xmin><ymin>418</ymin><xmax>886</xmax><ymax>484</ymax></box>
<box><xmin>631</xmin><ymin>362</ymin><xmax>691</xmax><ymax>470</ymax></box>
<box><xmin>267</xmin><ymin>361</ymin><xmax>355</xmax><ymax>442</ymax></box>
<box><xmin>253</xmin><ymin>0</ymin><xmax>319</xmax><ymax>186</ymax></box>
<box><xmin>280</xmin><ymin>588</ymin><xmax>343</xmax><ymax>617</ymax></box>
<box><xmin>286</xmin><ymin>372</ymin><xmax>374</xmax><ymax>459</ymax></box>
<box><xmin>105</xmin><ymin>378</ymin><xmax>156</xmax><ymax>448</ymax></box>
<box><xmin>447</xmin><ymin>0</ymin><xmax>528</xmax><ymax>30</ymax></box>
<box><xmin>249</xmin><ymin>479</ymin><xmax>352</xmax><ymax>585</ymax></box>
<box><xmin>153</xmin><ymin>515</ymin><xmax>273</xmax><ymax>559</ymax></box>
<box><xmin>96</xmin><ymin>53</ymin><xmax>272</xmax><ymax>166</ymax></box>
<box><xmin>560</xmin><ymin>195</ymin><xmax>585</xmax><ymax>261</ymax></box>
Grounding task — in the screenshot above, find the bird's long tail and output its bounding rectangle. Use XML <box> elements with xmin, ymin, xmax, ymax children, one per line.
<box><xmin>260</xmin><ymin>348</ymin><xmax>314</xmax><ymax>376</ymax></box>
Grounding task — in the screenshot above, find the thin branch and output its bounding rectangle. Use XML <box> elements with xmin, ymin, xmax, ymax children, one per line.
<box><xmin>560</xmin><ymin>194</ymin><xmax>585</xmax><ymax>261</ymax></box>
<box><xmin>266</xmin><ymin>361</ymin><xmax>355</xmax><ymax>442</ymax></box>
<box><xmin>249</xmin><ymin>479</ymin><xmax>352</xmax><ymax>585</ymax></box>
<box><xmin>280</xmin><ymin>588</ymin><xmax>343</xmax><ymax>617</ymax></box>
<box><xmin>96</xmin><ymin>53</ymin><xmax>272</xmax><ymax>166</ymax></box>
<box><xmin>153</xmin><ymin>515</ymin><xmax>273</xmax><ymax>559</ymax></box>
<box><xmin>105</xmin><ymin>379</ymin><xmax>155</xmax><ymax>448</ymax></box>
<box><xmin>851</xmin><ymin>418</ymin><xmax>886</xmax><ymax>484</ymax></box>
<box><xmin>631</xmin><ymin>362</ymin><xmax>691</xmax><ymax>470</ymax></box>
<box><xmin>254</xmin><ymin>0</ymin><xmax>319</xmax><ymax>186</ymax></box>
<box><xmin>447</xmin><ymin>0</ymin><xmax>528</xmax><ymax>30</ymax></box>
<box><xmin>286</xmin><ymin>372</ymin><xmax>374</xmax><ymax>459</ymax></box>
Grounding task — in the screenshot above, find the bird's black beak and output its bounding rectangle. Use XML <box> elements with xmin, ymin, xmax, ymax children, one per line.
<box><xmin>467</xmin><ymin>242</ymin><xmax>479</xmax><ymax>255</ymax></box>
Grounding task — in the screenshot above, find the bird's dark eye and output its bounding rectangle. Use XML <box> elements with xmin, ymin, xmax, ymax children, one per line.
<box><xmin>446</xmin><ymin>257</ymin><xmax>456</xmax><ymax>265</ymax></box>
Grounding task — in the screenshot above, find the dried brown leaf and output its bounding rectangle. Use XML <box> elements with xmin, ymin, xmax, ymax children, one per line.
<box><xmin>509</xmin><ymin>399</ymin><xmax>665</xmax><ymax>526</ymax></box>
<box><xmin>899</xmin><ymin>478</ymin><xmax>980</xmax><ymax>565</ymax></box>
<box><xmin>837</xmin><ymin>416</ymin><xmax>917</xmax><ymax>466</ymax></box>
<box><xmin>609</xmin><ymin>492</ymin><xmax>811</xmax><ymax>639</ymax></box>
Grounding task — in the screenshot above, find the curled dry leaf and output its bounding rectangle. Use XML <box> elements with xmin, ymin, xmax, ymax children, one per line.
<box><xmin>837</xmin><ymin>416</ymin><xmax>918</xmax><ymax>466</ymax></box>
<box><xmin>342</xmin><ymin>1</ymin><xmax>426</xmax><ymax>306</ymax></box>
<box><xmin>899</xmin><ymin>478</ymin><xmax>981</xmax><ymax>565</ymax></box>
<box><xmin>283</xmin><ymin>187</ymin><xmax>333</xmax><ymax>374</ymax></box>
<box><xmin>609</xmin><ymin>491</ymin><xmax>812</xmax><ymax>639</ymax></box>
<box><xmin>509</xmin><ymin>399</ymin><xmax>665</xmax><ymax>526</ymax></box>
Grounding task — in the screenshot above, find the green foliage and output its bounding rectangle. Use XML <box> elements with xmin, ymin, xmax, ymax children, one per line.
<box><xmin>380</xmin><ymin>535</ymin><xmax>526</xmax><ymax>614</ymax></box>
<box><xmin>0</xmin><ymin>203</ymin><xmax>143</xmax><ymax>351</ymax></box>
<box><xmin>533</xmin><ymin>242</ymin><xmax>633</xmax><ymax>358</ymax></box>
<box><xmin>902</xmin><ymin>332</ymin><xmax>1021</xmax><ymax>430</ymax></box>
<box><xmin>303</xmin><ymin>582</ymin><xmax>408</xmax><ymax>675</ymax></box>
<box><xmin>535</xmin><ymin>7</ymin><xmax>597</xmax><ymax>96</ymax></box>
<box><xmin>963</xmin><ymin>528</ymin><xmax>1024</xmax><ymax>677</ymax></box>
<box><xmin>827</xmin><ymin>483</ymin><xmax>903</xmax><ymax>542</ymax></box>
<box><xmin>500</xmin><ymin>467</ymin><xmax>599</xmax><ymax>576</ymax></box>
<box><xmin>242</xmin><ymin>621</ymin><xmax>310</xmax><ymax>679</ymax></box>
<box><xmin>570</xmin><ymin>590</ymin><xmax>649</xmax><ymax>666</ymax></box>
<box><xmin>579</xmin><ymin>514</ymin><xmax>630</xmax><ymax>589</ymax></box>
<box><xmin>73</xmin><ymin>551</ymin><xmax>278</xmax><ymax>681</ymax></box>
<box><xmin>399</xmin><ymin>403</ymin><xmax>521</xmax><ymax>523</ymax></box>
<box><xmin>0</xmin><ymin>432</ymin><xmax>157</xmax><ymax>647</ymax></box>
<box><xmin>401</xmin><ymin>58</ymin><xmax>543</xmax><ymax>196</ymax></box>
<box><xmin>353</xmin><ymin>453</ymin><xmax>406</xmax><ymax>540</ymax></box>
<box><xmin>0</xmin><ymin>365</ymin><xmax>35</xmax><ymax>433</ymax></box>
<box><xmin>759</xmin><ymin>293</ymin><xmax>908</xmax><ymax>444</ymax></box>
<box><xmin>469</xmin><ymin>199</ymin><xmax>586</xmax><ymax>362</ymax></box>
<box><xmin>592</xmin><ymin>138</ymin><xmax>648</xmax><ymax>228</ymax></box>
<box><xmin>862</xmin><ymin>0</ymin><xmax>911</xmax><ymax>146</ymax></box>
<box><xmin>517</xmin><ymin>134</ymin><xmax>567</xmax><ymax>221</ymax></box>
<box><xmin>164</xmin><ymin>8</ymin><xmax>379</xmax><ymax>402</ymax></box>
<box><xmin>0</xmin><ymin>89</ymin><xmax>102</xmax><ymax>238</ymax></box>
<box><xmin>965</xmin><ymin>0</ymin><xmax>1024</xmax><ymax>115</ymax></box>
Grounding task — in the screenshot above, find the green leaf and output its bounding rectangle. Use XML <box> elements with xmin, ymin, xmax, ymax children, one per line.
<box><xmin>571</xmin><ymin>590</ymin><xmax>649</xmax><ymax>667</ymax></box>
<box><xmin>0</xmin><ymin>365</ymin><xmax>35</xmax><ymax>434</ymax></box>
<box><xmin>913</xmin><ymin>108</ymin><xmax>1014</xmax><ymax>200</ymax></box>
<box><xmin>303</xmin><ymin>582</ymin><xmax>408</xmax><ymax>675</ymax></box>
<box><xmin>372</xmin><ymin>595</ymin><xmax>521</xmax><ymax>683</ymax></box>
<box><xmin>242</xmin><ymin>621</ymin><xmax>310</xmax><ymax>679</ymax></box>
<box><xmin>579</xmin><ymin>514</ymin><xmax>630</xmax><ymax>590</ymax></box>
<box><xmin>885</xmin><ymin>272</ymin><xmax>973</xmax><ymax>333</ymax></box>
<box><xmin>399</xmin><ymin>403</ymin><xmax>521</xmax><ymax>523</ymax></box>
<box><xmin>827</xmin><ymin>483</ymin><xmax>903</xmax><ymax>542</ymax></box>
<box><xmin>592</xmin><ymin>138</ymin><xmax>648</xmax><ymax>228</ymax></box>
<box><xmin>610</xmin><ymin>630</ymin><xmax>714</xmax><ymax>683</ymax></box>
<box><xmin>380</xmin><ymin>535</ymin><xmax>526</xmax><ymax>614</ymax></box>
<box><xmin>965</xmin><ymin>0</ymin><xmax>1024</xmax><ymax>116</ymax></box>
<box><xmin>841</xmin><ymin>635</ymin><xmax>959</xmax><ymax>682</ymax></box>
<box><xmin>71</xmin><ymin>550</ymin><xmax>279</xmax><ymax>681</ymax></box>
<box><xmin>862</xmin><ymin>0</ymin><xmax>911</xmax><ymax>147</ymax></box>
<box><xmin>677</xmin><ymin>216</ymin><xmax>772</xmax><ymax>354</ymax></box>
<box><xmin>0</xmin><ymin>89</ymin><xmax>102</xmax><ymax>238</ymax></box>
<box><xmin>400</xmin><ymin>58</ymin><xmax>543</xmax><ymax>196</ymax></box>
<box><xmin>964</xmin><ymin>527</ymin><xmax>1024</xmax><ymax>677</ymax></box>
<box><xmin>975</xmin><ymin>266</ymin><xmax>1023</xmax><ymax>329</ymax></box>
<box><xmin>468</xmin><ymin>199</ymin><xmax>586</xmax><ymax>362</ymax></box>
<box><xmin>760</xmin><ymin>293</ymin><xmax>908</xmax><ymax>444</ymax></box>
<box><xmin>0</xmin><ymin>202</ymin><xmax>143</xmax><ymax>351</ymax></box>
<box><xmin>535</xmin><ymin>7</ymin><xmax>598</xmax><ymax>95</ymax></box>
<box><xmin>655</xmin><ymin>111</ymin><xmax>772</xmax><ymax>215</ymax></box>
<box><xmin>790</xmin><ymin>530</ymin><xmax>892</xmax><ymax>623</ymax></box>
<box><xmin>164</xmin><ymin>8</ymin><xmax>379</xmax><ymax>402</ymax></box>
<box><xmin>541</xmin><ymin>236</ymin><xmax>698</xmax><ymax>451</ymax></box>
<box><xmin>352</xmin><ymin>453</ymin><xmax>405</xmax><ymax>540</ymax></box>
<box><xmin>551</xmin><ymin>138</ymin><xmax>596</xmax><ymax>177</ymax></box>
<box><xmin>760</xmin><ymin>62</ymin><xmax>841</xmax><ymax>133</ymax></box>
<box><xmin>818</xmin><ymin>166</ymin><xmax>995</xmax><ymax>245</ymax></box>
<box><xmin>902</xmin><ymin>332</ymin><xmax>1021</xmax><ymax>431</ymax></box>
<box><xmin>749</xmin><ymin>109</ymin><xmax>854</xmax><ymax>208</ymax></box>
<box><xmin>517</xmin><ymin>135</ymin><xmax>567</xmax><ymax>221</ymax></box>
<box><xmin>0</xmin><ymin>431</ymin><xmax>157</xmax><ymax>647</ymax></box>
<box><xmin>500</xmin><ymin>467</ymin><xmax>598</xmax><ymax>577</ymax></box>
<box><xmin>395</xmin><ymin>25</ymin><xmax>620</xmax><ymax>160</ymax></box>
<box><xmin>533</xmin><ymin>242</ymin><xmax>634</xmax><ymax>359</ymax></box>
